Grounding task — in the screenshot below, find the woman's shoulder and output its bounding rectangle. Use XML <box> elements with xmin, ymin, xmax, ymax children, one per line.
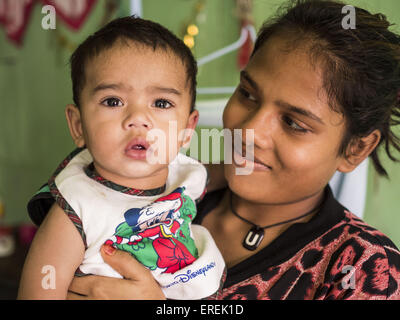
<box><xmin>214</xmin><ymin>207</ymin><xmax>400</xmax><ymax>300</ymax></box>
<box><xmin>321</xmin><ymin>209</ymin><xmax>400</xmax><ymax>269</ymax></box>
<box><xmin>301</xmin><ymin>209</ymin><xmax>400</xmax><ymax>299</ymax></box>
<box><xmin>339</xmin><ymin>210</ymin><xmax>399</xmax><ymax>249</ymax></box>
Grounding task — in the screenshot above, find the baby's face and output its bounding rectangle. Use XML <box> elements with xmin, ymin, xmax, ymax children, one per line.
<box><xmin>67</xmin><ymin>42</ymin><xmax>197</xmax><ymax>189</ymax></box>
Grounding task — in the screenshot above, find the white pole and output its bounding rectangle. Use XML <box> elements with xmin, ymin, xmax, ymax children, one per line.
<box><xmin>130</xmin><ymin>0</ymin><xmax>142</xmax><ymax>17</ymax></box>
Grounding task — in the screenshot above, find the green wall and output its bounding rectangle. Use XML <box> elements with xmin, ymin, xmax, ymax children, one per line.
<box><xmin>0</xmin><ymin>0</ymin><xmax>399</xmax><ymax>246</ymax></box>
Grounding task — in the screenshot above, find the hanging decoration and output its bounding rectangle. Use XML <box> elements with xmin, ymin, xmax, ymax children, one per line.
<box><xmin>41</xmin><ymin>0</ymin><xmax>97</xmax><ymax>30</ymax></box>
<box><xmin>98</xmin><ymin>0</ymin><xmax>118</xmax><ymax>28</ymax></box>
<box><xmin>181</xmin><ymin>0</ymin><xmax>206</xmax><ymax>50</ymax></box>
<box><xmin>52</xmin><ymin>0</ymin><xmax>118</xmax><ymax>54</ymax></box>
<box><xmin>0</xmin><ymin>196</ymin><xmax>15</xmax><ymax>257</ymax></box>
<box><xmin>0</xmin><ymin>0</ymin><xmax>36</xmax><ymax>45</ymax></box>
<box><xmin>0</xmin><ymin>0</ymin><xmax>98</xmax><ymax>47</ymax></box>
<box><xmin>235</xmin><ymin>0</ymin><xmax>254</xmax><ymax>69</ymax></box>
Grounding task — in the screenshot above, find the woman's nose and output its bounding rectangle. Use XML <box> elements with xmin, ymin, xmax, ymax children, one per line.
<box><xmin>242</xmin><ymin>107</ymin><xmax>274</xmax><ymax>149</ymax></box>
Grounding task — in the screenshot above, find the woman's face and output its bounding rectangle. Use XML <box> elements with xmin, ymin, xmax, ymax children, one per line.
<box><xmin>223</xmin><ymin>36</ymin><xmax>349</xmax><ymax>204</ymax></box>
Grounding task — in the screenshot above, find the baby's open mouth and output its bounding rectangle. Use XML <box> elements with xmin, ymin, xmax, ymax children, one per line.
<box><xmin>131</xmin><ymin>144</ymin><xmax>147</xmax><ymax>150</ymax></box>
<box><xmin>125</xmin><ymin>138</ymin><xmax>151</xmax><ymax>160</ymax></box>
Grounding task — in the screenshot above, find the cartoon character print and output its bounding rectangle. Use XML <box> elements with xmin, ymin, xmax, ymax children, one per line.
<box><xmin>105</xmin><ymin>187</ymin><xmax>198</xmax><ymax>274</ymax></box>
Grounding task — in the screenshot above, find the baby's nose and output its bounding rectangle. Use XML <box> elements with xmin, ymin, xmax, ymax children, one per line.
<box><xmin>123</xmin><ymin>110</ymin><xmax>152</xmax><ymax>130</ymax></box>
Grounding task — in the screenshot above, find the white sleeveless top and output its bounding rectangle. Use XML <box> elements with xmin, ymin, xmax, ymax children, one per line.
<box><xmin>51</xmin><ymin>149</ymin><xmax>225</xmax><ymax>299</ymax></box>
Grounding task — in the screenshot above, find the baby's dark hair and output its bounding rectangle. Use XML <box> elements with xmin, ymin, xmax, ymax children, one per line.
<box><xmin>70</xmin><ymin>16</ymin><xmax>197</xmax><ymax>112</ymax></box>
<box><xmin>253</xmin><ymin>0</ymin><xmax>400</xmax><ymax>177</ymax></box>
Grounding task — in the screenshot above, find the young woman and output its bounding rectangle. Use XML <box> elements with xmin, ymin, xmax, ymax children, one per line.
<box><xmin>28</xmin><ymin>0</ymin><xmax>400</xmax><ymax>299</ymax></box>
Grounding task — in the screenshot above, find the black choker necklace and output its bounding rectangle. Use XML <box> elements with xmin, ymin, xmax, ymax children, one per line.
<box><xmin>230</xmin><ymin>192</ymin><xmax>322</xmax><ymax>251</ymax></box>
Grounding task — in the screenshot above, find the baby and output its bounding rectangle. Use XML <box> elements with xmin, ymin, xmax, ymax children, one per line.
<box><xmin>18</xmin><ymin>16</ymin><xmax>225</xmax><ymax>300</ymax></box>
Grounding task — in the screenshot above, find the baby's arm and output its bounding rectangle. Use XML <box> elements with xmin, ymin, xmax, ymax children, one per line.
<box><xmin>18</xmin><ymin>203</ymin><xmax>85</xmax><ymax>299</ymax></box>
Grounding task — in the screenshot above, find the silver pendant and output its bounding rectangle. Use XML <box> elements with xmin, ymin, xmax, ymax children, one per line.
<box><xmin>243</xmin><ymin>226</ymin><xmax>264</xmax><ymax>251</ymax></box>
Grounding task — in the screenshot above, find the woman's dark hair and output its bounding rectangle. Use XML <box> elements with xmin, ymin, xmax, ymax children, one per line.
<box><xmin>70</xmin><ymin>16</ymin><xmax>197</xmax><ymax>112</ymax></box>
<box><xmin>253</xmin><ymin>0</ymin><xmax>400</xmax><ymax>177</ymax></box>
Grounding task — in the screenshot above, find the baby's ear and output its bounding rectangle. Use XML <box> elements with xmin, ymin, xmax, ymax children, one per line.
<box><xmin>181</xmin><ymin>110</ymin><xmax>199</xmax><ymax>148</ymax></box>
<box><xmin>65</xmin><ymin>104</ymin><xmax>85</xmax><ymax>148</ymax></box>
<box><xmin>337</xmin><ymin>129</ymin><xmax>381</xmax><ymax>173</ymax></box>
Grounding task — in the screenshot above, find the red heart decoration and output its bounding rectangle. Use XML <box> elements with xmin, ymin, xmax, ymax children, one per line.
<box><xmin>0</xmin><ymin>0</ymin><xmax>36</xmax><ymax>46</ymax></box>
<box><xmin>41</xmin><ymin>0</ymin><xmax>97</xmax><ymax>30</ymax></box>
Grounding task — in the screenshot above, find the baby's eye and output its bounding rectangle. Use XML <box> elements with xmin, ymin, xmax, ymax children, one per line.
<box><xmin>101</xmin><ymin>97</ymin><xmax>123</xmax><ymax>107</ymax></box>
<box><xmin>238</xmin><ymin>87</ymin><xmax>257</xmax><ymax>102</ymax></box>
<box><xmin>282</xmin><ymin>115</ymin><xmax>308</xmax><ymax>133</ymax></box>
<box><xmin>153</xmin><ymin>99</ymin><xmax>173</xmax><ymax>109</ymax></box>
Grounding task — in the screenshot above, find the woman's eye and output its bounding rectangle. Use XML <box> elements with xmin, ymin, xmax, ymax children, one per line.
<box><xmin>283</xmin><ymin>115</ymin><xmax>308</xmax><ymax>133</ymax></box>
<box><xmin>154</xmin><ymin>99</ymin><xmax>173</xmax><ymax>109</ymax></box>
<box><xmin>101</xmin><ymin>97</ymin><xmax>123</xmax><ymax>107</ymax></box>
<box><xmin>238</xmin><ymin>87</ymin><xmax>257</xmax><ymax>102</ymax></box>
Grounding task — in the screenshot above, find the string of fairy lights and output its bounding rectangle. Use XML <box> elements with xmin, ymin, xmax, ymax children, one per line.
<box><xmin>52</xmin><ymin>0</ymin><xmax>253</xmax><ymax>64</ymax></box>
<box><xmin>181</xmin><ymin>0</ymin><xmax>254</xmax><ymax>58</ymax></box>
<box><xmin>53</xmin><ymin>0</ymin><xmax>206</xmax><ymax>53</ymax></box>
<box><xmin>183</xmin><ymin>23</ymin><xmax>199</xmax><ymax>49</ymax></box>
<box><xmin>181</xmin><ymin>0</ymin><xmax>205</xmax><ymax>49</ymax></box>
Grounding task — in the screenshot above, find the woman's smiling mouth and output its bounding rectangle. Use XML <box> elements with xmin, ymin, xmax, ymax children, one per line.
<box><xmin>232</xmin><ymin>145</ymin><xmax>272</xmax><ymax>171</ymax></box>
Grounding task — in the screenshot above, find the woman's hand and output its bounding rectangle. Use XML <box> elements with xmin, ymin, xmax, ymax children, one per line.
<box><xmin>67</xmin><ymin>244</ymin><xmax>166</xmax><ymax>300</ymax></box>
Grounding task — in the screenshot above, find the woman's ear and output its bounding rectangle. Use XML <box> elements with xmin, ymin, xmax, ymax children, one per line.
<box><xmin>337</xmin><ymin>129</ymin><xmax>381</xmax><ymax>173</ymax></box>
<box><xmin>181</xmin><ymin>110</ymin><xmax>199</xmax><ymax>148</ymax></box>
<box><xmin>65</xmin><ymin>104</ymin><xmax>85</xmax><ymax>148</ymax></box>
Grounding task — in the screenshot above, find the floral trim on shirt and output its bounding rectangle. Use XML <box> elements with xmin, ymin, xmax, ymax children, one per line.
<box><xmin>48</xmin><ymin>148</ymin><xmax>88</xmax><ymax>249</ymax></box>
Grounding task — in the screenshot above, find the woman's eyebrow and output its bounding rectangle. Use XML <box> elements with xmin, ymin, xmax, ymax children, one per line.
<box><xmin>276</xmin><ymin>100</ymin><xmax>325</xmax><ymax>124</ymax></box>
<box><xmin>240</xmin><ymin>70</ymin><xmax>324</xmax><ymax>124</ymax></box>
<box><xmin>240</xmin><ymin>70</ymin><xmax>259</xmax><ymax>91</ymax></box>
